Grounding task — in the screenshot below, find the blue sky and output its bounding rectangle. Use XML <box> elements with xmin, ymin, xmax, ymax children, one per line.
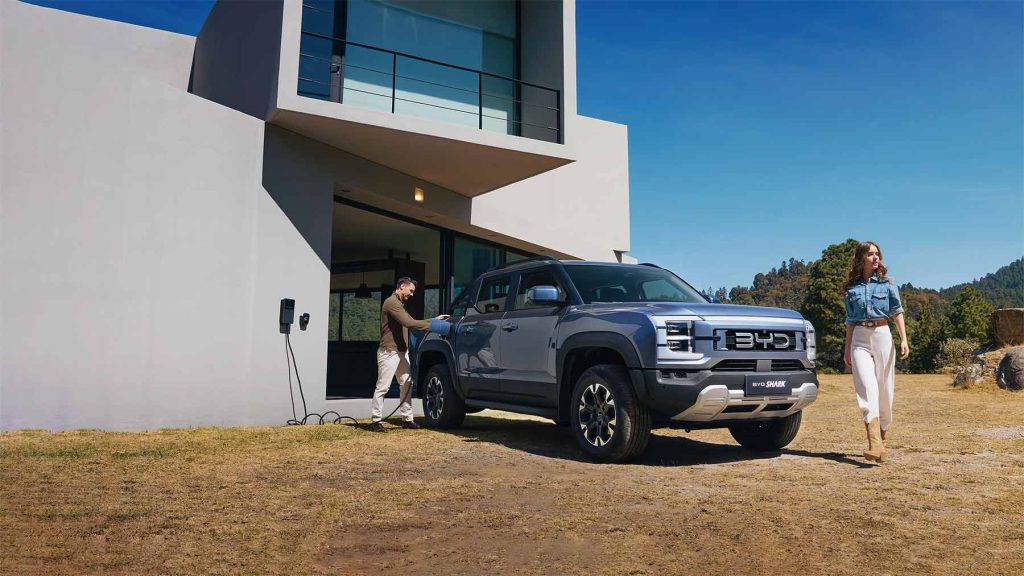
<box><xmin>26</xmin><ymin>0</ymin><xmax>1023</xmax><ymax>292</ymax></box>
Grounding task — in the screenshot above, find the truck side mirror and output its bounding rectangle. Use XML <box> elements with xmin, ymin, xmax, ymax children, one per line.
<box><xmin>528</xmin><ymin>285</ymin><xmax>564</xmax><ymax>306</ymax></box>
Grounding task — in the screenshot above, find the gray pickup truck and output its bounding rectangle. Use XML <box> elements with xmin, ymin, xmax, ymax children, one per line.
<box><xmin>414</xmin><ymin>257</ymin><xmax>818</xmax><ymax>462</ymax></box>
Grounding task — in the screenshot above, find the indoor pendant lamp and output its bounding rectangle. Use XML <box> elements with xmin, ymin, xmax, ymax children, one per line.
<box><xmin>355</xmin><ymin>269</ymin><xmax>372</xmax><ymax>299</ymax></box>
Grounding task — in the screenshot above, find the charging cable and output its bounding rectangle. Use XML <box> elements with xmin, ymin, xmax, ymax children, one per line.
<box><xmin>283</xmin><ymin>333</ymin><xmax>412</xmax><ymax>427</ymax></box>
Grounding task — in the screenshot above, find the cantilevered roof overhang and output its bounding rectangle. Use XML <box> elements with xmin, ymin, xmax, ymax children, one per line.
<box><xmin>268</xmin><ymin>99</ymin><xmax>574</xmax><ymax>198</ymax></box>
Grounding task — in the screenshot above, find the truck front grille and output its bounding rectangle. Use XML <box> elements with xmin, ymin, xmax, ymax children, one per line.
<box><xmin>771</xmin><ymin>360</ymin><xmax>805</xmax><ymax>371</ymax></box>
<box><xmin>712</xmin><ymin>359</ymin><xmax>757</xmax><ymax>372</ymax></box>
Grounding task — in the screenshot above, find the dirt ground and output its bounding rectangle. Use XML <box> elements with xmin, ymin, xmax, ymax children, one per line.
<box><xmin>2</xmin><ymin>374</ymin><xmax>1022</xmax><ymax>575</ymax></box>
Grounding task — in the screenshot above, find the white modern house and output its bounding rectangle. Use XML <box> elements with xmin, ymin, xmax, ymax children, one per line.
<box><xmin>0</xmin><ymin>0</ymin><xmax>631</xmax><ymax>431</ymax></box>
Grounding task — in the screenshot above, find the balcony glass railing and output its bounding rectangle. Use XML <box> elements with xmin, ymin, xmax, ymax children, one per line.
<box><xmin>298</xmin><ymin>32</ymin><xmax>562</xmax><ymax>144</ymax></box>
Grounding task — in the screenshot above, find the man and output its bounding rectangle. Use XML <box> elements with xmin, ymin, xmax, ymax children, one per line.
<box><xmin>369</xmin><ymin>277</ymin><xmax>449</xmax><ymax>432</ymax></box>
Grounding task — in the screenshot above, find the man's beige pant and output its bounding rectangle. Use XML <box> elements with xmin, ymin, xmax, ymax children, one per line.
<box><xmin>371</xmin><ymin>348</ymin><xmax>414</xmax><ymax>423</ymax></box>
<box><xmin>851</xmin><ymin>325</ymin><xmax>895</xmax><ymax>431</ymax></box>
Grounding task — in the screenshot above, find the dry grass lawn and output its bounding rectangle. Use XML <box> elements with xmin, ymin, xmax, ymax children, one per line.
<box><xmin>2</xmin><ymin>374</ymin><xmax>1022</xmax><ymax>575</ymax></box>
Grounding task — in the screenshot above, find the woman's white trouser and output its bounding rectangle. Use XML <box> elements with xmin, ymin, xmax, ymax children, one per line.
<box><xmin>851</xmin><ymin>325</ymin><xmax>895</xmax><ymax>430</ymax></box>
<box><xmin>371</xmin><ymin>349</ymin><xmax>414</xmax><ymax>423</ymax></box>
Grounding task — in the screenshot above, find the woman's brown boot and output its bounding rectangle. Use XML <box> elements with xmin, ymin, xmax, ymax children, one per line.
<box><xmin>864</xmin><ymin>418</ymin><xmax>885</xmax><ymax>463</ymax></box>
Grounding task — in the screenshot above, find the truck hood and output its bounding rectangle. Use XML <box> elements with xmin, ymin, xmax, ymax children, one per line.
<box><xmin>578</xmin><ymin>302</ymin><xmax>805</xmax><ymax>321</ymax></box>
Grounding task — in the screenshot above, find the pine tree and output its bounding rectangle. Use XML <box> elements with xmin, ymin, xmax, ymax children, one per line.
<box><xmin>800</xmin><ymin>239</ymin><xmax>860</xmax><ymax>371</ymax></box>
<box><xmin>946</xmin><ymin>286</ymin><xmax>994</xmax><ymax>345</ymax></box>
<box><xmin>904</xmin><ymin>299</ymin><xmax>949</xmax><ymax>373</ymax></box>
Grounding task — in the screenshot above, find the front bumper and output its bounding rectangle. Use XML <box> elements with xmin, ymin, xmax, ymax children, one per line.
<box><xmin>631</xmin><ymin>368</ymin><xmax>819</xmax><ymax>422</ymax></box>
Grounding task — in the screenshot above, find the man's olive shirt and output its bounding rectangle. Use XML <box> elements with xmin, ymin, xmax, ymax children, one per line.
<box><xmin>380</xmin><ymin>293</ymin><xmax>430</xmax><ymax>352</ymax></box>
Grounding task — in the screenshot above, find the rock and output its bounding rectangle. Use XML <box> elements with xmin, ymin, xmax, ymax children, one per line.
<box><xmin>952</xmin><ymin>364</ymin><xmax>986</xmax><ymax>389</ymax></box>
<box><xmin>991</xmin><ymin>309</ymin><xmax>1024</xmax><ymax>347</ymax></box>
<box><xmin>995</xmin><ymin>346</ymin><xmax>1024</xmax><ymax>391</ymax></box>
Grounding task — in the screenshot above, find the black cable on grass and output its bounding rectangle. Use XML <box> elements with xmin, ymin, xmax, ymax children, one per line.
<box><xmin>284</xmin><ymin>333</ymin><xmax>408</xmax><ymax>427</ymax></box>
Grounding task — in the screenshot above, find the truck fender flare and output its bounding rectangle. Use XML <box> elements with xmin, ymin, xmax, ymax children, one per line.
<box><xmin>415</xmin><ymin>339</ymin><xmax>464</xmax><ymax>400</ymax></box>
<box><xmin>557</xmin><ymin>331</ymin><xmax>643</xmax><ymax>380</ymax></box>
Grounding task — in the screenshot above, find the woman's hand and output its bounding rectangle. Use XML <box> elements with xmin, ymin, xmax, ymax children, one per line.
<box><xmin>435</xmin><ymin>314</ymin><xmax>450</xmax><ymax>321</ymax></box>
<box><xmin>844</xmin><ymin>346</ymin><xmax>852</xmax><ymax>369</ymax></box>
<box><xmin>899</xmin><ymin>339</ymin><xmax>910</xmax><ymax>360</ymax></box>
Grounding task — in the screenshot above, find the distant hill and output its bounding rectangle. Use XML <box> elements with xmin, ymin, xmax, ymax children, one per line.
<box><xmin>937</xmin><ymin>258</ymin><xmax>1023</xmax><ymax>310</ymax></box>
<box><xmin>716</xmin><ymin>257</ymin><xmax>1021</xmax><ymax>312</ymax></box>
<box><xmin>723</xmin><ymin>258</ymin><xmax>809</xmax><ymax>310</ymax></box>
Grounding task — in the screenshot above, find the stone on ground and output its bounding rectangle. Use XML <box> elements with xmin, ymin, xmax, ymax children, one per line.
<box><xmin>995</xmin><ymin>346</ymin><xmax>1024</xmax><ymax>391</ymax></box>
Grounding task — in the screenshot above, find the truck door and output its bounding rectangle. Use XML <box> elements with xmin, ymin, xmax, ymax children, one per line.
<box><xmin>498</xmin><ymin>268</ymin><xmax>567</xmax><ymax>408</ymax></box>
<box><xmin>454</xmin><ymin>274</ymin><xmax>510</xmax><ymax>401</ymax></box>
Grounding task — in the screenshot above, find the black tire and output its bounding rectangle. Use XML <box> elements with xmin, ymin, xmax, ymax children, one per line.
<box><xmin>570</xmin><ymin>364</ymin><xmax>651</xmax><ymax>463</ymax></box>
<box><xmin>422</xmin><ymin>364</ymin><xmax>466</xmax><ymax>429</ymax></box>
<box><xmin>728</xmin><ymin>411</ymin><xmax>802</xmax><ymax>451</ymax></box>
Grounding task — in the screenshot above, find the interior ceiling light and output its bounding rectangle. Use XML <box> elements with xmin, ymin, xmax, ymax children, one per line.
<box><xmin>414</xmin><ymin>187</ymin><xmax>425</xmax><ymax>202</ymax></box>
<box><xmin>355</xmin><ymin>269</ymin><xmax>373</xmax><ymax>299</ymax></box>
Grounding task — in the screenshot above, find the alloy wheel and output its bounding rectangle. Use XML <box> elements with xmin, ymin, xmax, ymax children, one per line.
<box><xmin>577</xmin><ymin>382</ymin><xmax>617</xmax><ymax>447</ymax></box>
<box><xmin>425</xmin><ymin>376</ymin><xmax>444</xmax><ymax>420</ymax></box>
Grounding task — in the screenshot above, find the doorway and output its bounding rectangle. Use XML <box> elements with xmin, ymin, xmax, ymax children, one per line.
<box><xmin>327</xmin><ymin>201</ymin><xmax>441</xmax><ymax>398</ymax></box>
<box><xmin>327</xmin><ymin>198</ymin><xmax>534</xmax><ymax>399</ymax></box>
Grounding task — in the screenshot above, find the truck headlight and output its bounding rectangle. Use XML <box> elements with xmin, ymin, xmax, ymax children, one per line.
<box><xmin>804</xmin><ymin>319</ymin><xmax>816</xmax><ymax>363</ymax></box>
<box><xmin>665</xmin><ymin>320</ymin><xmax>692</xmax><ymax>353</ymax></box>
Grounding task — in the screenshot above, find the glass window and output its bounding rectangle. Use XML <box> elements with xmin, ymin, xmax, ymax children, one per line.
<box><xmin>341</xmin><ymin>0</ymin><xmax>517</xmax><ymax>134</ymax></box>
<box><xmin>515</xmin><ymin>269</ymin><xmax>566</xmax><ymax>309</ymax></box>
<box><xmin>342</xmin><ymin>291</ymin><xmax>382</xmax><ymax>341</ymax></box>
<box><xmin>476</xmin><ymin>276</ymin><xmax>511</xmax><ymax>314</ymax></box>
<box><xmin>452</xmin><ymin>237</ymin><xmax>501</xmax><ymax>303</ymax></box>
<box><xmin>328</xmin><ymin>292</ymin><xmax>341</xmax><ymax>341</ymax></box>
<box><xmin>449</xmin><ymin>282</ymin><xmax>475</xmax><ymax>318</ymax></box>
<box><xmin>564</xmin><ymin>265</ymin><xmax>706</xmax><ymax>305</ymax></box>
<box><xmin>424</xmin><ymin>287</ymin><xmax>440</xmax><ymax>319</ymax></box>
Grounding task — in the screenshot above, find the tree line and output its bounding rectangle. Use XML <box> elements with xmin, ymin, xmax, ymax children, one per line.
<box><xmin>705</xmin><ymin>241</ymin><xmax>1022</xmax><ymax>373</ymax></box>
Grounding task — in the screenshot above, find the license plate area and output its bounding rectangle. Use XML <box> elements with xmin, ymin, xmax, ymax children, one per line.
<box><xmin>744</xmin><ymin>374</ymin><xmax>792</xmax><ymax>396</ymax></box>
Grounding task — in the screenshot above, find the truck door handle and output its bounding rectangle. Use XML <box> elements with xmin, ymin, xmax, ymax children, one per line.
<box><xmin>502</xmin><ymin>322</ymin><xmax>518</xmax><ymax>332</ymax></box>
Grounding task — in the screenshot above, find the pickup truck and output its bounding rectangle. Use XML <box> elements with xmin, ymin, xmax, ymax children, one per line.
<box><xmin>414</xmin><ymin>257</ymin><xmax>818</xmax><ymax>462</ymax></box>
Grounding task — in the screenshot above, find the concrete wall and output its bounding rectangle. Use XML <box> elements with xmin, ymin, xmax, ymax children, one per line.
<box><xmin>520</xmin><ymin>0</ymin><xmax>565</xmax><ymax>143</ymax></box>
<box><xmin>191</xmin><ymin>0</ymin><xmax>283</xmax><ymax>121</ymax></box>
<box><xmin>0</xmin><ymin>2</ymin><xmax>327</xmax><ymax>430</ymax></box>
<box><xmin>472</xmin><ymin>116</ymin><xmax>631</xmax><ymax>261</ymax></box>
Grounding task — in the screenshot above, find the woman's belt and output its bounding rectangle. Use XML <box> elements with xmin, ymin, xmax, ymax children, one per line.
<box><xmin>855</xmin><ymin>318</ymin><xmax>889</xmax><ymax>327</ymax></box>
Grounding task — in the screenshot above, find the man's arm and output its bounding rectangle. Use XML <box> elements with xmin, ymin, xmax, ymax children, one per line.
<box><xmin>384</xmin><ymin>298</ymin><xmax>431</xmax><ymax>331</ymax></box>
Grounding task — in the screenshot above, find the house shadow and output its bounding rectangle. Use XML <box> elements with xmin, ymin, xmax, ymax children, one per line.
<box><xmin>431</xmin><ymin>414</ymin><xmax>870</xmax><ymax>468</ymax></box>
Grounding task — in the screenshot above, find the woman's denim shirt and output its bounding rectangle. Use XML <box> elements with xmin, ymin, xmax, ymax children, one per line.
<box><xmin>845</xmin><ymin>275</ymin><xmax>904</xmax><ymax>325</ymax></box>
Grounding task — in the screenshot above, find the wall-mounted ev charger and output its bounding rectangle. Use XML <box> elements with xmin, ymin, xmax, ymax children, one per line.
<box><xmin>279</xmin><ymin>298</ymin><xmax>295</xmax><ymax>334</ymax></box>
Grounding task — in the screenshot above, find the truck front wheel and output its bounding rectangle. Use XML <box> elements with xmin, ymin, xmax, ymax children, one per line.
<box><xmin>422</xmin><ymin>364</ymin><xmax>466</xmax><ymax>429</ymax></box>
<box><xmin>570</xmin><ymin>364</ymin><xmax>651</xmax><ymax>463</ymax></box>
<box><xmin>728</xmin><ymin>411</ymin><xmax>802</xmax><ymax>451</ymax></box>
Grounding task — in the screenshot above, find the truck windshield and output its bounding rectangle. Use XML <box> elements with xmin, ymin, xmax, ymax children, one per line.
<box><xmin>565</xmin><ymin>265</ymin><xmax>707</xmax><ymax>304</ymax></box>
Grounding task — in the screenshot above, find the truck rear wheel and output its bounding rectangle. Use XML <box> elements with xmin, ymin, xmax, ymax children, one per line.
<box><xmin>422</xmin><ymin>364</ymin><xmax>465</xmax><ymax>429</ymax></box>
<box><xmin>728</xmin><ymin>411</ymin><xmax>802</xmax><ymax>451</ymax></box>
<box><xmin>570</xmin><ymin>364</ymin><xmax>651</xmax><ymax>463</ymax></box>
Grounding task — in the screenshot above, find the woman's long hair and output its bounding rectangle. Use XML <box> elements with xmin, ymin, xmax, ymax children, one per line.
<box><xmin>843</xmin><ymin>241</ymin><xmax>889</xmax><ymax>292</ymax></box>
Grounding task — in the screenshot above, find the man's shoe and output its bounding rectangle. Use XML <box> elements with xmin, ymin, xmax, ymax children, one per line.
<box><xmin>368</xmin><ymin>421</ymin><xmax>386</xmax><ymax>433</ymax></box>
<box><xmin>401</xmin><ymin>420</ymin><xmax>421</xmax><ymax>430</ymax></box>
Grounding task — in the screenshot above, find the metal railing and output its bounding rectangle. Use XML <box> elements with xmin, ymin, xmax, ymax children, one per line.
<box><xmin>298</xmin><ymin>31</ymin><xmax>562</xmax><ymax>144</ymax></box>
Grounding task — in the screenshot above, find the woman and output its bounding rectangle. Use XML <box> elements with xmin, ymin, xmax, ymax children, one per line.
<box><xmin>843</xmin><ymin>241</ymin><xmax>909</xmax><ymax>463</ymax></box>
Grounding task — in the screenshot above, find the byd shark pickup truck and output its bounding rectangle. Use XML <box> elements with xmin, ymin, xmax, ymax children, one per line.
<box><xmin>414</xmin><ymin>258</ymin><xmax>818</xmax><ymax>462</ymax></box>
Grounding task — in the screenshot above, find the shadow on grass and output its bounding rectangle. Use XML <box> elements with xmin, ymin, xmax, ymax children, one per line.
<box><xmin>433</xmin><ymin>415</ymin><xmax>870</xmax><ymax>468</ymax></box>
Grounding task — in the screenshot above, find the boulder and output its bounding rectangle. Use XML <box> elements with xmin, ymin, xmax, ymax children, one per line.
<box><xmin>952</xmin><ymin>364</ymin><xmax>986</xmax><ymax>389</ymax></box>
<box><xmin>991</xmin><ymin>309</ymin><xmax>1024</xmax><ymax>347</ymax></box>
<box><xmin>995</xmin><ymin>346</ymin><xmax>1024</xmax><ymax>391</ymax></box>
